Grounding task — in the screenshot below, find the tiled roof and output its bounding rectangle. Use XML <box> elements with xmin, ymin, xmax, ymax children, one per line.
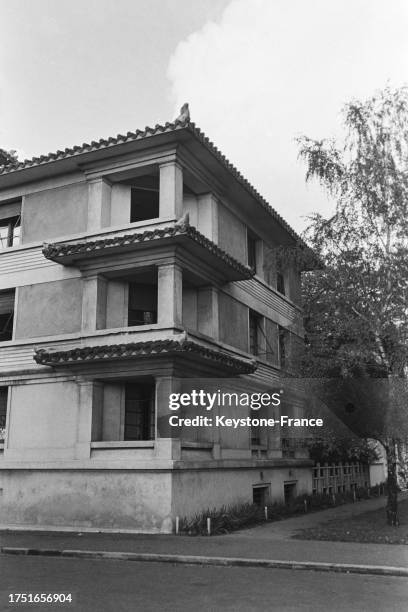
<box><xmin>0</xmin><ymin>117</ymin><xmax>305</xmax><ymax>247</ymax></box>
<box><xmin>33</xmin><ymin>338</ymin><xmax>257</xmax><ymax>374</ymax></box>
<box><xmin>42</xmin><ymin>220</ymin><xmax>254</xmax><ymax>279</ymax></box>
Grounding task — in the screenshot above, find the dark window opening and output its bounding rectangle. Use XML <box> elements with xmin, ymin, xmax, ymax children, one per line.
<box><xmin>130</xmin><ymin>188</ymin><xmax>159</xmax><ymax>222</ymax></box>
<box><xmin>0</xmin><ymin>216</ymin><xmax>20</xmax><ymax>249</ymax></box>
<box><xmin>247</xmin><ymin>232</ymin><xmax>257</xmax><ymax>272</ymax></box>
<box><xmin>128</xmin><ymin>282</ymin><xmax>157</xmax><ymax>327</ymax></box>
<box><xmin>253</xmin><ymin>485</ymin><xmax>269</xmax><ymax>507</ymax></box>
<box><xmin>284</xmin><ymin>482</ymin><xmax>297</xmax><ymax>504</ymax></box>
<box><xmin>276</xmin><ymin>271</ymin><xmax>285</xmax><ymax>295</ymax></box>
<box><xmin>278</xmin><ymin>326</ymin><xmax>287</xmax><ymax>368</ymax></box>
<box><xmin>0</xmin><ymin>290</ymin><xmax>14</xmax><ymax>342</ymax></box>
<box><xmin>124</xmin><ymin>383</ymin><xmax>155</xmax><ymax>441</ymax></box>
<box><xmin>251</xmin><ymin>425</ymin><xmax>261</xmax><ymax>446</ymax></box>
<box><xmin>249</xmin><ymin>310</ymin><xmax>262</xmax><ymax>356</ymax></box>
<box><xmin>0</xmin><ymin>387</ymin><xmax>7</xmax><ymax>442</ymax></box>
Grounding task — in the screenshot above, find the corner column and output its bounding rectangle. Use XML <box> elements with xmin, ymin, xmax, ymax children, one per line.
<box><xmin>155</xmin><ymin>376</ymin><xmax>181</xmax><ymax>460</ymax></box>
<box><xmin>157</xmin><ymin>263</ymin><xmax>182</xmax><ymax>328</ymax></box>
<box><xmin>159</xmin><ymin>162</ymin><xmax>183</xmax><ymax>219</ymax></box>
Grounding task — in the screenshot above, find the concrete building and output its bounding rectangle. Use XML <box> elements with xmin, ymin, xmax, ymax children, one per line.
<box><xmin>0</xmin><ymin>117</ymin><xmax>316</xmax><ymax>532</ymax></box>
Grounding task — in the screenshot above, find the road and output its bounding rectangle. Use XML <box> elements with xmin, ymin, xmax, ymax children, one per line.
<box><xmin>0</xmin><ymin>556</ymin><xmax>407</xmax><ymax>611</ymax></box>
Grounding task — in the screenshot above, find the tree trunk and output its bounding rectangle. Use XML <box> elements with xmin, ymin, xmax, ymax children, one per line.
<box><xmin>386</xmin><ymin>442</ymin><xmax>399</xmax><ymax>526</ymax></box>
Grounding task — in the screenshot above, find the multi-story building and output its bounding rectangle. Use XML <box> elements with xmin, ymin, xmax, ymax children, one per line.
<box><xmin>0</xmin><ymin>117</ymin><xmax>315</xmax><ymax>532</ymax></box>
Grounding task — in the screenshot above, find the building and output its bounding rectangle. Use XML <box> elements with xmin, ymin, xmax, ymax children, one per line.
<box><xmin>0</xmin><ymin>117</ymin><xmax>316</xmax><ymax>532</ymax></box>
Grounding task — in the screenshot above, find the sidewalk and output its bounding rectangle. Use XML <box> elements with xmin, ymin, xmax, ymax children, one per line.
<box><xmin>1</xmin><ymin>496</ymin><xmax>407</xmax><ymax>576</ymax></box>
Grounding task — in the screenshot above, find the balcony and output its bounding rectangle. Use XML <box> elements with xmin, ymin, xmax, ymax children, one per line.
<box><xmin>42</xmin><ymin>220</ymin><xmax>254</xmax><ymax>285</ymax></box>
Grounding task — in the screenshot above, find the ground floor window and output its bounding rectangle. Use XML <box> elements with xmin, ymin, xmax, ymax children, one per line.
<box><xmin>124</xmin><ymin>383</ymin><xmax>155</xmax><ymax>441</ymax></box>
<box><xmin>284</xmin><ymin>481</ymin><xmax>297</xmax><ymax>504</ymax></box>
<box><xmin>0</xmin><ymin>386</ymin><xmax>8</xmax><ymax>443</ymax></box>
<box><xmin>252</xmin><ymin>484</ymin><xmax>270</xmax><ymax>507</ymax></box>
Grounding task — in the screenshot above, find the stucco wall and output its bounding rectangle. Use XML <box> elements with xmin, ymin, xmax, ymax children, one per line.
<box><xmin>182</xmin><ymin>288</ymin><xmax>198</xmax><ymax>330</ymax></box>
<box><xmin>0</xmin><ymin>470</ymin><xmax>173</xmax><ymax>532</ymax></box>
<box><xmin>172</xmin><ymin>466</ymin><xmax>313</xmax><ymax>518</ymax></box>
<box><xmin>218</xmin><ymin>292</ymin><xmax>248</xmax><ymax>352</ymax></box>
<box><xmin>15</xmin><ymin>279</ymin><xmax>82</xmax><ymax>339</ymax></box>
<box><xmin>22</xmin><ymin>183</ymin><xmax>88</xmax><ymax>243</ymax></box>
<box><xmin>6</xmin><ymin>382</ymin><xmax>78</xmax><ymax>459</ymax></box>
<box><xmin>218</xmin><ymin>203</ymin><xmax>246</xmax><ymax>263</ymax></box>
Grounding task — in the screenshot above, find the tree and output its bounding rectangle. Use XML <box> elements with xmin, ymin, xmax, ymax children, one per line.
<box><xmin>296</xmin><ymin>86</ymin><xmax>408</xmax><ymax>524</ymax></box>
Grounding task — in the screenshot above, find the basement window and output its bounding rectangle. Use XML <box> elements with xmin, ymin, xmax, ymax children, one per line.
<box><xmin>252</xmin><ymin>485</ymin><xmax>269</xmax><ymax>507</ymax></box>
<box><xmin>124</xmin><ymin>383</ymin><xmax>155</xmax><ymax>441</ymax></box>
<box><xmin>130</xmin><ymin>188</ymin><xmax>159</xmax><ymax>222</ymax></box>
<box><xmin>0</xmin><ymin>387</ymin><xmax>8</xmax><ymax>443</ymax></box>
<box><xmin>0</xmin><ymin>290</ymin><xmax>14</xmax><ymax>342</ymax></box>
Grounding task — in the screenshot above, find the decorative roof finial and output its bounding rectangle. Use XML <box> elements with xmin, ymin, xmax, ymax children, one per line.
<box><xmin>175</xmin><ymin>103</ymin><xmax>190</xmax><ymax>123</ymax></box>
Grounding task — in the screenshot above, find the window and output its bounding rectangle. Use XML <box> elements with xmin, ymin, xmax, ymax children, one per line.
<box><xmin>278</xmin><ymin>325</ymin><xmax>287</xmax><ymax>368</ymax></box>
<box><xmin>0</xmin><ymin>216</ymin><xmax>20</xmax><ymax>249</ymax></box>
<box><xmin>124</xmin><ymin>383</ymin><xmax>155</xmax><ymax>441</ymax></box>
<box><xmin>249</xmin><ymin>310</ymin><xmax>262</xmax><ymax>356</ymax></box>
<box><xmin>247</xmin><ymin>232</ymin><xmax>257</xmax><ymax>272</ymax></box>
<box><xmin>284</xmin><ymin>482</ymin><xmax>297</xmax><ymax>504</ymax></box>
<box><xmin>276</xmin><ymin>270</ymin><xmax>285</xmax><ymax>295</ymax></box>
<box><xmin>128</xmin><ymin>282</ymin><xmax>157</xmax><ymax>326</ymax></box>
<box><xmin>130</xmin><ymin>188</ymin><xmax>159</xmax><ymax>222</ymax></box>
<box><xmin>0</xmin><ymin>290</ymin><xmax>15</xmax><ymax>341</ymax></box>
<box><xmin>252</xmin><ymin>485</ymin><xmax>269</xmax><ymax>507</ymax></box>
<box><xmin>0</xmin><ymin>387</ymin><xmax>8</xmax><ymax>443</ymax></box>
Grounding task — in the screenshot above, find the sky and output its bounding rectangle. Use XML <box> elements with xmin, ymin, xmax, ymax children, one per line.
<box><xmin>0</xmin><ymin>0</ymin><xmax>407</xmax><ymax>233</ymax></box>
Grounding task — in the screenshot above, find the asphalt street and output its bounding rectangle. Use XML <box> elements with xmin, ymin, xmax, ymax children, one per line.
<box><xmin>0</xmin><ymin>556</ymin><xmax>407</xmax><ymax>612</ymax></box>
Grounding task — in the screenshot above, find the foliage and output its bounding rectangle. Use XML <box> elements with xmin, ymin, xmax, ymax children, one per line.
<box><xmin>296</xmin><ymin>86</ymin><xmax>408</xmax><ymax>524</ymax></box>
<box><xmin>179</xmin><ymin>486</ymin><xmax>386</xmax><ymax>535</ymax></box>
<box><xmin>307</xmin><ymin>435</ymin><xmax>379</xmax><ymax>464</ymax></box>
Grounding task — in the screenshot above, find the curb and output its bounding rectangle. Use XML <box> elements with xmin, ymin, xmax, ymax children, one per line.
<box><xmin>2</xmin><ymin>547</ymin><xmax>408</xmax><ymax>577</ymax></box>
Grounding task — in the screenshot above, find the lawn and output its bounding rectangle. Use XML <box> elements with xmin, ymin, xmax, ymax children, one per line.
<box><xmin>293</xmin><ymin>498</ymin><xmax>408</xmax><ymax>544</ymax></box>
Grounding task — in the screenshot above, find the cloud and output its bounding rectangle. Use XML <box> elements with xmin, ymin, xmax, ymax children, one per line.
<box><xmin>167</xmin><ymin>0</ymin><xmax>408</xmax><ymax>232</ymax></box>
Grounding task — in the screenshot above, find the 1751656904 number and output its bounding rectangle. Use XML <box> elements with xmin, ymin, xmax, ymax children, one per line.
<box><xmin>9</xmin><ymin>593</ymin><xmax>72</xmax><ymax>604</ymax></box>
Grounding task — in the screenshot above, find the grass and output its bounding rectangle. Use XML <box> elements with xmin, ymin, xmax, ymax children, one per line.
<box><xmin>293</xmin><ymin>498</ymin><xmax>408</xmax><ymax>545</ymax></box>
<box><xmin>178</xmin><ymin>485</ymin><xmax>386</xmax><ymax>536</ymax></box>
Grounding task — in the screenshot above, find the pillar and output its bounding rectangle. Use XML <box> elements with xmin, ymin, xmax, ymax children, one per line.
<box><xmin>81</xmin><ymin>275</ymin><xmax>107</xmax><ymax>332</ymax></box>
<box><xmin>75</xmin><ymin>381</ymin><xmax>104</xmax><ymax>459</ymax></box>
<box><xmin>159</xmin><ymin>162</ymin><xmax>183</xmax><ymax>219</ymax></box>
<box><xmin>157</xmin><ymin>263</ymin><xmax>182</xmax><ymax>328</ymax></box>
<box><xmin>87</xmin><ymin>178</ymin><xmax>111</xmax><ymax>231</ymax></box>
<box><xmin>197</xmin><ymin>193</ymin><xmax>218</xmax><ymax>243</ymax></box>
<box><xmin>155</xmin><ymin>376</ymin><xmax>181</xmax><ymax>460</ymax></box>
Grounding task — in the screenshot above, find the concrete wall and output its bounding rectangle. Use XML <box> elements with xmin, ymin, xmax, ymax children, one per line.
<box><xmin>0</xmin><ymin>470</ymin><xmax>173</xmax><ymax>532</ymax></box>
<box><xmin>6</xmin><ymin>382</ymin><xmax>78</xmax><ymax>460</ymax></box>
<box><xmin>218</xmin><ymin>292</ymin><xmax>248</xmax><ymax>352</ymax></box>
<box><xmin>106</xmin><ymin>281</ymin><xmax>128</xmax><ymax>329</ymax></box>
<box><xmin>102</xmin><ymin>383</ymin><xmax>124</xmax><ymax>441</ymax></box>
<box><xmin>22</xmin><ymin>183</ymin><xmax>88</xmax><ymax>243</ymax></box>
<box><xmin>15</xmin><ymin>279</ymin><xmax>82</xmax><ymax>339</ymax></box>
<box><xmin>172</xmin><ymin>466</ymin><xmax>313</xmax><ymax>518</ymax></box>
<box><xmin>218</xmin><ymin>203</ymin><xmax>246</xmax><ymax>263</ymax></box>
<box><xmin>182</xmin><ymin>288</ymin><xmax>198</xmax><ymax>331</ymax></box>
